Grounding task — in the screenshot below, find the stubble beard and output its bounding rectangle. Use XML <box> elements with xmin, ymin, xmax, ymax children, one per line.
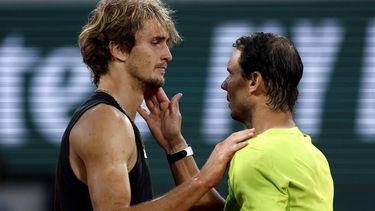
<box><xmin>129</xmin><ymin>65</ymin><xmax>165</xmax><ymax>90</ymax></box>
<box><xmin>143</xmin><ymin>77</ymin><xmax>165</xmax><ymax>90</ymax></box>
<box><xmin>230</xmin><ymin>104</ymin><xmax>250</xmax><ymax>126</ymax></box>
<box><xmin>135</xmin><ymin>72</ymin><xmax>165</xmax><ymax>91</ymax></box>
<box><xmin>231</xmin><ymin>112</ymin><xmax>242</xmax><ymax>123</ymax></box>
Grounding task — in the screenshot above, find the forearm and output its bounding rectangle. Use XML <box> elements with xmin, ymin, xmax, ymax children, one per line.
<box><xmin>122</xmin><ymin>174</ymin><xmax>211</xmax><ymax>211</ymax></box>
<box><xmin>168</xmin><ymin>150</ymin><xmax>225</xmax><ymax>210</ymax></box>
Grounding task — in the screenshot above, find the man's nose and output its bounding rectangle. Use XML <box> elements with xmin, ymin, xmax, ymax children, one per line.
<box><xmin>162</xmin><ymin>45</ymin><xmax>172</xmax><ymax>61</ymax></box>
<box><xmin>221</xmin><ymin>80</ymin><xmax>227</xmax><ymax>90</ymax></box>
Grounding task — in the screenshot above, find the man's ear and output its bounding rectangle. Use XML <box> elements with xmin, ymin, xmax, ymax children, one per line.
<box><xmin>109</xmin><ymin>41</ymin><xmax>128</xmax><ymax>62</ymax></box>
<box><xmin>249</xmin><ymin>71</ymin><xmax>263</xmax><ymax>93</ymax></box>
<box><xmin>250</xmin><ymin>72</ymin><xmax>262</xmax><ymax>87</ymax></box>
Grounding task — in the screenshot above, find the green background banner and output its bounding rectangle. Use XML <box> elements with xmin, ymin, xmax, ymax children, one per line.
<box><xmin>0</xmin><ymin>2</ymin><xmax>374</xmax><ymax>210</ymax></box>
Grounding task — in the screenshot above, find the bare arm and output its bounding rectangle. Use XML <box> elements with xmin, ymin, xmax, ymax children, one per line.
<box><xmin>138</xmin><ymin>88</ymin><xmax>255</xmax><ymax>210</ymax></box>
<box><xmin>71</xmin><ymin>99</ymin><xmax>253</xmax><ymax>211</ymax></box>
<box><xmin>167</xmin><ymin>152</ymin><xmax>225</xmax><ymax>211</ymax></box>
<box><xmin>129</xmin><ymin>129</ymin><xmax>252</xmax><ymax>211</ymax></box>
<box><xmin>70</xmin><ymin>104</ymin><xmax>139</xmax><ymax>210</ymax></box>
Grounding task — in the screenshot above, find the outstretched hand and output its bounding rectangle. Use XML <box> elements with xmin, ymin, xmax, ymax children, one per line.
<box><xmin>198</xmin><ymin>128</ymin><xmax>255</xmax><ymax>188</ymax></box>
<box><xmin>138</xmin><ymin>88</ymin><xmax>185</xmax><ymax>153</ymax></box>
<box><xmin>138</xmin><ymin>88</ymin><xmax>255</xmax><ymax>193</ymax></box>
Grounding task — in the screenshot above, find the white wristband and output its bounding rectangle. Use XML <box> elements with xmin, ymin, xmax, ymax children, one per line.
<box><xmin>166</xmin><ymin>145</ymin><xmax>194</xmax><ymax>164</ymax></box>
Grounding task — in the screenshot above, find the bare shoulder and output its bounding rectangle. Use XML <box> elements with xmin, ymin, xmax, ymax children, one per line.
<box><xmin>70</xmin><ymin>103</ymin><xmax>136</xmax><ymax>165</ymax></box>
<box><xmin>68</xmin><ymin>104</ymin><xmax>138</xmax><ymax>207</ymax></box>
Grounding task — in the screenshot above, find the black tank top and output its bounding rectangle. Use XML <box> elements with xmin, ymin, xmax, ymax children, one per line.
<box><xmin>54</xmin><ymin>91</ymin><xmax>153</xmax><ymax>211</ymax></box>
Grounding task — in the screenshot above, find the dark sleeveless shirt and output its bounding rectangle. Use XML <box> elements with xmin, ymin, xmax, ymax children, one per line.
<box><xmin>54</xmin><ymin>91</ymin><xmax>153</xmax><ymax>211</ymax></box>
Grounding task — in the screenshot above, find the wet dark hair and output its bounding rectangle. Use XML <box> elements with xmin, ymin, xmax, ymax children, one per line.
<box><xmin>233</xmin><ymin>32</ymin><xmax>303</xmax><ymax>112</ymax></box>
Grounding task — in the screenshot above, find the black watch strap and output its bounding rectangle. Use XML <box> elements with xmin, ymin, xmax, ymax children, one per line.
<box><xmin>166</xmin><ymin>145</ymin><xmax>194</xmax><ymax>165</ymax></box>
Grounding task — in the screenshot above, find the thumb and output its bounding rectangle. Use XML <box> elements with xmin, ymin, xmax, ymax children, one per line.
<box><xmin>170</xmin><ymin>93</ymin><xmax>183</xmax><ymax>113</ymax></box>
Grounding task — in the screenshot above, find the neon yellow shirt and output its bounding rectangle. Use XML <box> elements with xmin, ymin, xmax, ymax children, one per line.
<box><xmin>225</xmin><ymin>127</ymin><xmax>334</xmax><ymax>211</ymax></box>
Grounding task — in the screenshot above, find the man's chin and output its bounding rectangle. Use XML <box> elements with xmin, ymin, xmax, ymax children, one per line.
<box><xmin>231</xmin><ymin>113</ymin><xmax>243</xmax><ymax>123</ymax></box>
<box><xmin>144</xmin><ymin>79</ymin><xmax>165</xmax><ymax>89</ymax></box>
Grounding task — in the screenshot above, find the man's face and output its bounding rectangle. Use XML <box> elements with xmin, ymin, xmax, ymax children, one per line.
<box><xmin>221</xmin><ymin>49</ymin><xmax>251</xmax><ymax>123</ymax></box>
<box><xmin>126</xmin><ymin>19</ymin><xmax>172</xmax><ymax>89</ymax></box>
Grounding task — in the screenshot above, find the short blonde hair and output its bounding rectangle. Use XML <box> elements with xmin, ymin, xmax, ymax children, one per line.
<box><xmin>79</xmin><ymin>0</ymin><xmax>182</xmax><ymax>86</ymax></box>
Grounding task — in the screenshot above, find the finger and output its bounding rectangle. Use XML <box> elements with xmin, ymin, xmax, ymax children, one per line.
<box><xmin>225</xmin><ymin>141</ymin><xmax>248</xmax><ymax>161</ymax></box>
<box><xmin>151</xmin><ymin>93</ymin><xmax>159</xmax><ymax>106</ymax></box>
<box><xmin>170</xmin><ymin>93</ymin><xmax>183</xmax><ymax>113</ymax></box>
<box><xmin>231</xmin><ymin>141</ymin><xmax>248</xmax><ymax>152</ymax></box>
<box><xmin>144</xmin><ymin>90</ymin><xmax>156</xmax><ymax>109</ymax></box>
<box><xmin>228</xmin><ymin>128</ymin><xmax>255</xmax><ymax>143</ymax></box>
<box><xmin>160</xmin><ymin>101</ymin><xmax>169</xmax><ymax>111</ymax></box>
<box><xmin>156</xmin><ymin>88</ymin><xmax>170</xmax><ymax>103</ymax></box>
<box><xmin>144</xmin><ymin>87</ymin><xmax>158</xmax><ymax>100</ymax></box>
<box><xmin>145</xmin><ymin>98</ymin><xmax>155</xmax><ymax>110</ymax></box>
<box><xmin>137</xmin><ymin>106</ymin><xmax>149</xmax><ymax>120</ymax></box>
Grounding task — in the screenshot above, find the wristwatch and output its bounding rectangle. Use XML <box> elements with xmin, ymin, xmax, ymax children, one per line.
<box><xmin>166</xmin><ymin>145</ymin><xmax>194</xmax><ymax>165</ymax></box>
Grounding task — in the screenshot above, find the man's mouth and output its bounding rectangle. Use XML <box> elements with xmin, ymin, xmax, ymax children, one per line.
<box><xmin>155</xmin><ymin>63</ymin><xmax>167</xmax><ymax>71</ymax></box>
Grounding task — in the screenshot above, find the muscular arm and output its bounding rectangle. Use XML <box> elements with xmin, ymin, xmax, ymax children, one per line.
<box><xmin>70</xmin><ymin>103</ymin><xmax>253</xmax><ymax>211</ymax></box>
<box><xmin>70</xmin><ymin>104</ymin><xmax>136</xmax><ymax>210</ymax></box>
<box><xmin>132</xmin><ymin>130</ymin><xmax>252</xmax><ymax>211</ymax></box>
<box><xmin>138</xmin><ymin>88</ymin><xmax>255</xmax><ymax>210</ymax></box>
<box><xmin>166</xmin><ymin>137</ymin><xmax>225</xmax><ymax>211</ymax></box>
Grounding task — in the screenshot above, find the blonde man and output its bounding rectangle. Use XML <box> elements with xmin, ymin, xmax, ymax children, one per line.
<box><xmin>54</xmin><ymin>0</ymin><xmax>254</xmax><ymax>210</ymax></box>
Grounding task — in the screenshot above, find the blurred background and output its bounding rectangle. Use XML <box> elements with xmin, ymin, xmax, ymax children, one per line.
<box><xmin>0</xmin><ymin>0</ymin><xmax>374</xmax><ymax>210</ymax></box>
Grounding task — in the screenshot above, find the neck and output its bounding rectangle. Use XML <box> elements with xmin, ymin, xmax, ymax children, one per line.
<box><xmin>245</xmin><ymin>107</ymin><xmax>296</xmax><ymax>135</ymax></box>
<box><xmin>97</xmin><ymin>76</ymin><xmax>144</xmax><ymax>121</ymax></box>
